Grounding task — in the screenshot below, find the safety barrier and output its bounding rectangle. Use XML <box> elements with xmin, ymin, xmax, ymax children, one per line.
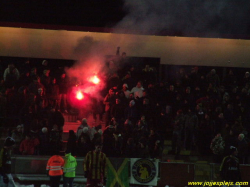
<box><xmin>11</xmin><ymin>156</ymin><xmax>86</xmax><ymax>186</ymax></box>
<box><xmin>10</xmin><ymin>156</ymin><xmax>250</xmax><ymax>187</ymax></box>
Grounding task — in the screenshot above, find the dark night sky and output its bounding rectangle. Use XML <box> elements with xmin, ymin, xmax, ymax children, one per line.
<box><xmin>1</xmin><ymin>0</ymin><xmax>250</xmax><ymax>39</ymax></box>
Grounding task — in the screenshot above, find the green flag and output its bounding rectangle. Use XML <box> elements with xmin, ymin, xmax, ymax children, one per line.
<box><xmin>106</xmin><ymin>158</ymin><xmax>129</xmax><ymax>187</ymax></box>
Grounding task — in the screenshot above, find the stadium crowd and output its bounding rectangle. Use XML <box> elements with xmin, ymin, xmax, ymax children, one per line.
<box><xmin>0</xmin><ymin>53</ymin><xmax>250</xmax><ymax>164</ymax></box>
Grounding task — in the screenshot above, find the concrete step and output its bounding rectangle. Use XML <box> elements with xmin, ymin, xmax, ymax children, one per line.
<box><xmin>63</xmin><ymin>113</ymin><xmax>78</xmax><ymax>122</ymax></box>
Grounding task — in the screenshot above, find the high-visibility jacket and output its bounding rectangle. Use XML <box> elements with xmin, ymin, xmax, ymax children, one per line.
<box><xmin>46</xmin><ymin>155</ymin><xmax>65</xmax><ymax>176</ymax></box>
<box><xmin>63</xmin><ymin>153</ymin><xmax>77</xmax><ymax>178</ymax></box>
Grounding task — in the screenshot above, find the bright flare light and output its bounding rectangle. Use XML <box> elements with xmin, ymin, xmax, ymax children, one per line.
<box><xmin>76</xmin><ymin>91</ymin><xmax>84</xmax><ymax>100</ymax></box>
<box><xmin>90</xmin><ymin>75</ymin><xmax>100</xmax><ymax>85</ymax></box>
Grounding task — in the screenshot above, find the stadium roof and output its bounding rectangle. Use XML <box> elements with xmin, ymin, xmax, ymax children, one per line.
<box><xmin>1</xmin><ymin>1</ymin><xmax>250</xmax><ymax>39</ymax></box>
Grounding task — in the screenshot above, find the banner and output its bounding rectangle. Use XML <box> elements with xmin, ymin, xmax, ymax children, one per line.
<box><xmin>106</xmin><ymin>158</ymin><xmax>129</xmax><ymax>187</ymax></box>
<box><xmin>130</xmin><ymin>158</ymin><xmax>159</xmax><ymax>186</ymax></box>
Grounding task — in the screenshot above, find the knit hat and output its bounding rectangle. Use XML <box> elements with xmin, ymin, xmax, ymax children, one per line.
<box><xmin>4</xmin><ymin>137</ymin><xmax>15</xmax><ymax>147</ymax></box>
<box><xmin>42</xmin><ymin>127</ymin><xmax>48</xmax><ymax>133</ymax></box>
<box><xmin>123</xmin><ymin>83</ymin><xmax>128</xmax><ymax>88</ymax></box>
<box><xmin>82</xmin><ymin>127</ymin><xmax>89</xmax><ymax>133</ymax></box>
<box><xmin>17</xmin><ymin>124</ymin><xmax>24</xmax><ymax>129</ymax></box>
<box><xmin>82</xmin><ymin>118</ymin><xmax>87</xmax><ymax>124</ymax></box>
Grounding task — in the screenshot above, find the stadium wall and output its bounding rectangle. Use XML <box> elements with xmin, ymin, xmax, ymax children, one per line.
<box><xmin>1</xmin><ymin>26</ymin><xmax>250</xmax><ymax>68</ymax></box>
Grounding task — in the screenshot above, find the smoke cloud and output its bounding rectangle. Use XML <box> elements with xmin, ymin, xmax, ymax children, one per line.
<box><xmin>65</xmin><ymin>36</ymin><xmax>114</xmax><ymax>109</ymax></box>
<box><xmin>114</xmin><ymin>0</ymin><xmax>250</xmax><ymax>38</ymax></box>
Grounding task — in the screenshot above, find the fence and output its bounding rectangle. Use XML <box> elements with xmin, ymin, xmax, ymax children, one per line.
<box><xmin>10</xmin><ymin>156</ymin><xmax>250</xmax><ymax>187</ymax></box>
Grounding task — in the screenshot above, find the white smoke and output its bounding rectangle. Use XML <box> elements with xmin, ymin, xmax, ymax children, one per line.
<box><xmin>114</xmin><ymin>0</ymin><xmax>250</xmax><ymax>38</ymax></box>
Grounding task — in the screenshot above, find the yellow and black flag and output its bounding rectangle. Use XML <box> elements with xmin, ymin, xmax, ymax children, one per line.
<box><xmin>106</xmin><ymin>158</ymin><xmax>129</xmax><ymax>187</ymax></box>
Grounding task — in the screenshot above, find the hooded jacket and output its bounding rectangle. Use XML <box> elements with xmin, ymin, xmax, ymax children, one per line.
<box><xmin>63</xmin><ymin>153</ymin><xmax>77</xmax><ymax>178</ymax></box>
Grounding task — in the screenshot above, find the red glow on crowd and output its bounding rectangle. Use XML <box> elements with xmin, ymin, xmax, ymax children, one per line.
<box><xmin>76</xmin><ymin>91</ymin><xmax>84</xmax><ymax>100</ymax></box>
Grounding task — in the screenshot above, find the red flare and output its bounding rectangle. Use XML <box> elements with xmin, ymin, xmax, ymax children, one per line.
<box><xmin>76</xmin><ymin>91</ymin><xmax>84</xmax><ymax>100</ymax></box>
<box><xmin>90</xmin><ymin>75</ymin><xmax>100</xmax><ymax>85</ymax></box>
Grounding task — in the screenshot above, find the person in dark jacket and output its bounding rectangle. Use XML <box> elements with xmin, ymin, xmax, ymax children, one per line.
<box><xmin>136</xmin><ymin>137</ymin><xmax>150</xmax><ymax>158</ymax></box>
<box><xmin>220</xmin><ymin>146</ymin><xmax>242</xmax><ymax>183</ymax></box>
<box><xmin>66</xmin><ymin>130</ymin><xmax>77</xmax><ymax>156</ymax></box>
<box><xmin>237</xmin><ymin>133</ymin><xmax>249</xmax><ymax>164</ymax></box>
<box><xmin>0</xmin><ymin>137</ymin><xmax>16</xmax><ymax>187</ymax></box>
<box><xmin>77</xmin><ymin>135</ymin><xmax>92</xmax><ymax>157</ymax></box>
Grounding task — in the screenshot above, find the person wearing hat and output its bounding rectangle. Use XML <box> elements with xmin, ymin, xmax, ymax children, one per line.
<box><xmin>220</xmin><ymin>146</ymin><xmax>242</xmax><ymax>185</ymax></box>
<box><xmin>63</xmin><ymin>150</ymin><xmax>77</xmax><ymax>187</ymax></box>
<box><xmin>83</xmin><ymin>142</ymin><xmax>107</xmax><ymax>187</ymax></box>
<box><xmin>0</xmin><ymin>137</ymin><xmax>16</xmax><ymax>187</ymax></box>
<box><xmin>122</xmin><ymin>83</ymin><xmax>130</xmax><ymax>98</ymax></box>
<box><xmin>76</xmin><ymin>118</ymin><xmax>90</xmax><ymax>139</ymax></box>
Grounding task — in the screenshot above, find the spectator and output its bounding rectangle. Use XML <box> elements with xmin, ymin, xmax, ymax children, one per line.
<box><xmin>170</xmin><ymin>110</ymin><xmax>185</xmax><ymax>158</ymax></box>
<box><xmin>210</xmin><ymin>133</ymin><xmax>225</xmax><ymax>163</ymax></box>
<box><xmin>30</xmin><ymin>67</ymin><xmax>38</xmax><ymax>80</ymax></box>
<box><xmin>122</xmin><ymin>83</ymin><xmax>130</xmax><ymax>99</ymax></box>
<box><xmin>40</xmin><ymin>60</ymin><xmax>50</xmax><ymax>76</ymax></box>
<box><xmin>19</xmin><ymin>134</ymin><xmax>40</xmax><ymax>155</ymax></box>
<box><xmin>214</xmin><ymin>112</ymin><xmax>226</xmax><ymax>136</ymax></box>
<box><xmin>223</xmin><ymin>69</ymin><xmax>237</xmax><ymax>92</ymax></box>
<box><xmin>77</xmin><ymin>135</ymin><xmax>92</xmax><ymax>157</ymax></box>
<box><xmin>58</xmin><ymin>72</ymin><xmax>69</xmax><ymax>113</ymax></box>
<box><xmin>122</xmin><ymin>71</ymin><xmax>133</xmax><ymax>89</ymax></box>
<box><xmin>124</xmin><ymin>100</ymin><xmax>139</xmax><ymax>125</ymax></box>
<box><xmin>133</xmin><ymin>120</ymin><xmax>148</xmax><ymax>145</ymax></box>
<box><xmin>91</xmin><ymin>128</ymin><xmax>103</xmax><ymax>148</ymax></box>
<box><xmin>66</xmin><ymin>130</ymin><xmax>77</xmax><ymax>156</ymax></box>
<box><xmin>47</xmin><ymin>77</ymin><xmax>60</xmax><ymax>109</ymax></box>
<box><xmin>49</xmin><ymin>124</ymin><xmax>62</xmax><ymax>155</ymax></box>
<box><xmin>18</xmin><ymin>69</ymin><xmax>32</xmax><ymax>87</ymax></box>
<box><xmin>123</xmin><ymin>138</ymin><xmax>136</xmax><ymax>158</ymax></box>
<box><xmin>11</xmin><ymin>124</ymin><xmax>25</xmax><ymax>154</ymax></box>
<box><xmin>40</xmin><ymin>69</ymin><xmax>51</xmax><ymax>96</ymax></box>
<box><xmin>182</xmin><ymin>86</ymin><xmax>196</xmax><ymax>112</ymax></box>
<box><xmin>184</xmin><ymin>108</ymin><xmax>198</xmax><ymax>150</ymax></box>
<box><xmin>107</xmin><ymin>72</ymin><xmax>120</xmax><ymax>89</ymax></box>
<box><xmin>130</xmin><ymin>81</ymin><xmax>144</xmax><ymax>99</ymax></box>
<box><xmin>3</xmin><ymin>63</ymin><xmax>20</xmax><ymax>88</ymax></box>
<box><xmin>102</xmin><ymin>125</ymin><xmax>116</xmax><ymax>157</ymax></box>
<box><xmin>224</xmin><ymin>129</ymin><xmax>238</xmax><ymax>157</ymax></box>
<box><xmin>48</xmin><ymin>107</ymin><xmax>64</xmax><ymax>131</ymax></box>
<box><xmin>111</xmin><ymin>98</ymin><xmax>125</xmax><ymax>125</ymax></box>
<box><xmin>240</xmin><ymin>71</ymin><xmax>250</xmax><ymax>88</ymax></box>
<box><xmin>76</xmin><ymin>118</ymin><xmax>90</xmax><ymax>139</ymax></box>
<box><xmin>103</xmin><ymin>88</ymin><xmax>116</xmax><ymax>126</ymax></box>
<box><xmin>28</xmin><ymin>76</ymin><xmax>45</xmax><ymax>96</ymax></box>
<box><xmin>39</xmin><ymin>127</ymin><xmax>50</xmax><ymax>155</ymax></box>
<box><xmin>197</xmin><ymin>113</ymin><xmax>214</xmax><ymax>155</ymax></box>
<box><xmin>237</xmin><ymin>133</ymin><xmax>249</xmax><ymax>164</ymax></box>
<box><xmin>0</xmin><ymin>89</ymin><xmax>7</xmax><ymax>118</ymax></box>
<box><xmin>148</xmin><ymin>128</ymin><xmax>162</xmax><ymax>159</ymax></box>
<box><xmin>136</xmin><ymin>137</ymin><xmax>150</xmax><ymax>158</ymax></box>
<box><xmin>206</xmin><ymin>69</ymin><xmax>220</xmax><ymax>88</ymax></box>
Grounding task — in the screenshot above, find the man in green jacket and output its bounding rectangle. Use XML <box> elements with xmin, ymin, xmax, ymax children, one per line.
<box><xmin>63</xmin><ymin>150</ymin><xmax>77</xmax><ymax>187</ymax></box>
